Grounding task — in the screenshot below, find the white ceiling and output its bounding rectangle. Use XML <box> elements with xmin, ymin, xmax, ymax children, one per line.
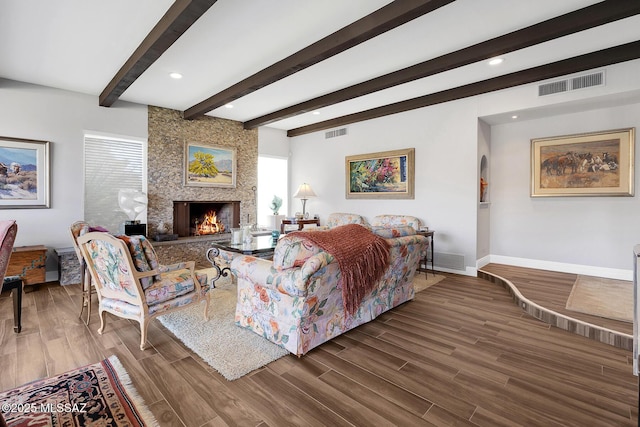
<box><xmin>1</xmin><ymin>0</ymin><xmax>638</xmax><ymax>132</ymax></box>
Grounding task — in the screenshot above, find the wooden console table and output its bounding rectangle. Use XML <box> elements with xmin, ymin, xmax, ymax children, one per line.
<box><xmin>280</xmin><ymin>218</ymin><xmax>320</xmax><ymax>233</ymax></box>
<box><xmin>8</xmin><ymin>245</ymin><xmax>47</xmax><ymax>286</ymax></box>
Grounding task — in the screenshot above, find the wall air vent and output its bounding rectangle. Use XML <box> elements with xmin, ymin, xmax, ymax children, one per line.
<box><xmin>325</xmin><ymin>128</ymin><xmax>347</xmax><ymax>139</ymax></box>
<box><xmin>538</xmin><ymin>71</ymin><xmax>605</xmax><ymax>96</ymax></box>
<box><xmin>571</xmin><ymin>71</ymin><xmax>604</xmax><ymax>90</ymax></box>
<box><xmin>538</xmin><ymin>80</ymin><xmax>568</xmax><ymax>96</ymax></box>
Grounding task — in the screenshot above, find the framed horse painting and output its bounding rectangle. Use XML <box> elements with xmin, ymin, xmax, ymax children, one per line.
<box><xmin>531</xmin><ymin>128</ymin><xmax>635</xmax><ymax>197</ymax></box>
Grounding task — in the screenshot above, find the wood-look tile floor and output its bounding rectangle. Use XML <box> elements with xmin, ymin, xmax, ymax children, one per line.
<box><xmin>1</xmin><ymin>268</ymin><xmax>637</xmax><ymax>426</ymax></box>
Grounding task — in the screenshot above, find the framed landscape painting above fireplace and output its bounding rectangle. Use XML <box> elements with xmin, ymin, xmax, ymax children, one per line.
<box><xmin>185</xmin><ymin>142</ymin><xmax>237</xmax><ymax>188</ymax></box>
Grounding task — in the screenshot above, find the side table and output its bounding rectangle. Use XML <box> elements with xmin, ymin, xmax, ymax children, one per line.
<box><xmin>8</xmin><ymin>245</ymin><xmax>47</xmax><ymax>290</ymax></box>
<box><xmin>417</xmin><ymin>230</ymin><xmax>434</xmax><ymax>276</ymax></box>
<box><xmin>280</xmin><ymin>218</ymin><xmax>320</xmax><ymax>233</ymax></box>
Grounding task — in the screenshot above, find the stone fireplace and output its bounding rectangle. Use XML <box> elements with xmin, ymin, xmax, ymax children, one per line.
<box><xmin>146</xmin><ymin>106</ymin><xmax>258</xmax><ymax>266</ymax></box>
<box><xmin>173</xmin><ymin>201</ymin><xmax>240</xmax><ymax>237</ymax></box>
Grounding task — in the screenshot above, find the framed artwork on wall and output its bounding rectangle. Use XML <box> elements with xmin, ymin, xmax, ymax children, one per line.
<box><xmin>184</xmin><ymin>142</ymin><xmax>237</xmax><ymax>188</ymax></box>
<box><xmin>0</xmin><ymin>136</ymin><xmax>50</xmax><ymax>209</ymax></box>
<box><xmin>531</xmin><ymin>128</ymin><xmax>635</xmax><ymax>197</ymax></box>
<box><xmin>346</xmin><ymin>148</ymin><xmax>414</xmax><ymax>199</ymax></box>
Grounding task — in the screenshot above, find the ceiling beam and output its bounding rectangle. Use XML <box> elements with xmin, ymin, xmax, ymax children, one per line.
<box><xmin>99</xmin><ymin>0</ymin><xmax>217</xmax><ymax>107</ymax></box>
<box><xmin>183</xmin><ymin>0</ymin><xmax>455</xmax><ymax>120</ymax></box>
<box><xmin>246</xmin><ymin>0</ymin><xmax>640</xmax><ymax>129</ymax></box>
<box><xmin>286</xmin><ymin>40</ymin><xmax>640</xmax><ymax>137</ymax></box>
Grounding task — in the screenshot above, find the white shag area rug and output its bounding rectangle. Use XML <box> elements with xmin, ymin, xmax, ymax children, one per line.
<box><xmin>158</xmin><ymin>277</ymin><xmax>289</xmax><ymax>381</ymax></box>
<box><xmin>158</xmin><ymin>269</ymin><xmax>446</xmax><ymax>381</ymax></box>
<box><xmin>413</xmin><ymin>273</ymin><xmax>446</xmax><ymax>293</ymax></box>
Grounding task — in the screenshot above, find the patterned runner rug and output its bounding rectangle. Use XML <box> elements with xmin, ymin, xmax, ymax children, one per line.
<box><xmin>0</xmin><ymin>356</ymin><xmax>157</xmax><ymax>427</ymax></box>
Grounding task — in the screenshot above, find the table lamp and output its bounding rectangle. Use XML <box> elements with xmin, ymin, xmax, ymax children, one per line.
<box><xmin>293</xmin><ymin>183</ymin><xmax>316</xmax><ymax>219</ymax></box>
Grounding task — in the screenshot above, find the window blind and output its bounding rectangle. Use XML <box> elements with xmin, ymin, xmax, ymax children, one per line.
<box><xmin>84</xmin><ymin>134</ymin><xmax>147</xmax><ymax>233</ymax></box>
<box><xmin>257</xmin><ymin>155</ymin><xmax>288</xmax><ymax>226</ymax></box>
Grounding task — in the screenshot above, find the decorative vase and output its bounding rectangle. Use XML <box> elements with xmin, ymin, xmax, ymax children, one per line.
<box><xmin>157</xmin><ymin>221</ymin><xmax>169</xmax><ymax>235</ymax></box>
<box><xmin>231</xmin><ymin>228</ymin><xmax>243</xmax><ymax>244</ymax></box>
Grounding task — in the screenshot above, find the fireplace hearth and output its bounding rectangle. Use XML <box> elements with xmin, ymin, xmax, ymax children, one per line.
<box><xmin>173</xmin><ymin>201</ymin><xmax>240</xmax><ymax>237</ymax></box>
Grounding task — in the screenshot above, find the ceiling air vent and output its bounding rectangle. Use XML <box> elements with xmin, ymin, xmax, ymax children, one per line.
<box><xmin>538</xmin><ymin>71</ymin><xmax>604</xmax><ymax>96</ymax></box>
<box><xmin>325</xmin><ymin>128</ymin><xmax>347</xmax><ymax>139</ymax></box>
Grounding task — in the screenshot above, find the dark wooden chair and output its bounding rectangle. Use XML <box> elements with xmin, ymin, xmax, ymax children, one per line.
<box><xmin>0</xmin><ymin>220</ymin><xmax>23</xmax><ymax>333</ymax></box>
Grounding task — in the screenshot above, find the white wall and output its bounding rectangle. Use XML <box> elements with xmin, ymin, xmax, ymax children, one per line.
<box><xmin>489</xmin><ymin>102</ymin><xmax>640</xmax><ymax>279</ymax></box>
<box><xmin>477</xmin><ymin>120</ymin><xmax>491</xmax><ymax>263</ymax></box>
<box><xmin>0</xmin><ymin>79</ymin><xmax>147</xmax><ymax>275</ymax></box>
<box><xmin>289</xmin><ymin>98</ymin><xmax>481</xmax><ymax>275</ymax></box>
<box><xmin>4</xmin><ymin>57</ymin><xmax>640</xmax><ymax>280</ymax></box>
<box><xmin>258</xmin><ymin>126</ymin><xmax>289</xmax><ymax>158</ymax></box>
<box><xmin>289</xmin><ymin>59</ymin><xmax>640</xmax><ymax>277</ymax></box>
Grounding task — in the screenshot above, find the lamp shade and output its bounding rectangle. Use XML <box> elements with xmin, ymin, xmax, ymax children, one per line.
<box><xmin>293</xmin><ymin>183</ymin><xmax>316</xmax><ymax>199</ymax></box>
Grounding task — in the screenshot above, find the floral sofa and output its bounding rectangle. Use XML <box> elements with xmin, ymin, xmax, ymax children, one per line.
<box><xmin>221</xmin><ymin>217</ymin><xmax>427</xmax><ymax>356</ymax></box>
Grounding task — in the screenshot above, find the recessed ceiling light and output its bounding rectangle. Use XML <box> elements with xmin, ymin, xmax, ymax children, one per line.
<box><xmin>169</xmin><ymin>72</ymin><xmax>183</xmax><ymax>79</ymax></box>
<box><xmin>511</xmin><ymin>115</ymin><xmax>518</xmax><ymax>119</ymax></box>
<box><xmin>488</xmin><ymin>57</ymin><xmax>504</xmax><ymax>66</ymax></box>
<box><xmin>224</xmin><ymin>104</ymin><xmax>233</xmax><ymax>109</ymax></box>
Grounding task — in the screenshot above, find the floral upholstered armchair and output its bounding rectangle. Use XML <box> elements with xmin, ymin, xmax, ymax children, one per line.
<box><xmin>221</xmin><ymin>224</ymin><xmax>427</xmax><ymax>356</ymax></box>
<box><xmin>371</xmin><ymin>214</ymin><xmax>422</xmax><ymax>231</ymax></box>
<box><xmin>69</xmin><ymin>221</ymin><xmax>99</xmax><ymax>325</ymax></box>
<box><xmin>77</xmin><ymin>232</ymin><xmax>210</xmax><ymax>350</ymax></box>
<box><xmin>371</xmin><ymin>214</ymin><xmax>428</xmax><ymax>258</ymax></box>
<box><xmin>325</xmin><ymin>212</ymin><xmax>370</xmax><ymax>228</ymax></box>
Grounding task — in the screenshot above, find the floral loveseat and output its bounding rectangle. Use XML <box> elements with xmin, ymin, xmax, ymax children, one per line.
<box><xmin>221</xmin><ymin>220</ymin><xmax>427</xmax><ymax>356</ymax></box>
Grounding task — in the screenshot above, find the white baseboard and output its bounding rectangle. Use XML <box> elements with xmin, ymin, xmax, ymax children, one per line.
<box><xmin>487</xmin><ymin>255</ymin><xmax>633</xmax><ymax>281</ymax></box>
<box><xmin>433</xmin><ymin>266</ymin><xmax>477</xmax><ymax>277</ymax></box>
<box><xmin>476</xmin><ymin>255</ymin><xmax>491</xmax><ymax>269</ymax></box>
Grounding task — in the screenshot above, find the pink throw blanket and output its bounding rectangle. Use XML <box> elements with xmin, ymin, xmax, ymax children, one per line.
<box><xmin>290</xmin><ymin>224</ymin><xmax>390</xmax><ymax>315</ymax></box>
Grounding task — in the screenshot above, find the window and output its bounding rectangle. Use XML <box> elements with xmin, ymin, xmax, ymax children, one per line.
<box><xmin>257</xmin><ymin>155</ymin><xmax>288</xmax><ymax>227</ymax></box>
<box><xmin>84</xmin><ymin>132</ymin><xmax>147</xmax><ymax>233</ymax></box>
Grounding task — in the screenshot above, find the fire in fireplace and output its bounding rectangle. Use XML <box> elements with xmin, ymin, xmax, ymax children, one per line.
<box><xmin>173</xmin><ymin>201</ymin><xmax>240</xmax><ymax>237</ymax></box>
<box><xmin>196</xmin><ymin>210</ymin><xmax>224</xmax><ymax>235</ymax></box>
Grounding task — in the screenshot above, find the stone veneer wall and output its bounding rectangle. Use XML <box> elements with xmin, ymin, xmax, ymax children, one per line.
<box><xmin>148</xmin><ymin>106</ymin><xmax>258</xmax><ymax>265</ymax></box>
<box><xmin>58</xmin><ymin>106</ymin><xmax>256</xmax><ymax>282</ymax></box>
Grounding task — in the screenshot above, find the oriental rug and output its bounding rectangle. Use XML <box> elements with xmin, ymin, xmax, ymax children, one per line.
<box><xmin>565</xmin><ymin>275</ymin><xmax>633</xmax><ymax>323</ymax></box>
<box><xmin>0</xmin><ymin>356</ymin><xmax>158</xmax><ymax>427</ymax></box>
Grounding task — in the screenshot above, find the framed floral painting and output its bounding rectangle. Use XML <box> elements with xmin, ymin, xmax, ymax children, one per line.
<box><xmin>346</xmin><ymin>148</ymin><xmax>414</xmax><ymax>199</ymax></box>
